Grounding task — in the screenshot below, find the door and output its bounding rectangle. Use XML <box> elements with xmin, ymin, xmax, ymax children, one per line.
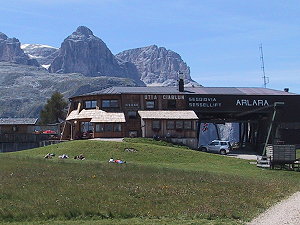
<box><xmin>208</xmin><ymin>141</ymin><xmax>220</xmax><ymax>153</ymax></box>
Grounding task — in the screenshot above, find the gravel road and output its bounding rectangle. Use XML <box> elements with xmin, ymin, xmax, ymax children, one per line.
<box><xmin>248</xmin><ymin>191</ymin><xmax>300</xmax><ymax>225</ymax></box>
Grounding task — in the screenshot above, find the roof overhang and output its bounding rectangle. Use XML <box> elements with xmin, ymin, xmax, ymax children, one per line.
<box><xmin>138</xmin><ymin>110</ymin><xmax>198</xmax><ymax>120</ymax></box>
<box><xmin>0</xmin><ymin>118</ymin><xmax>38</xmax><ymax>125</ymax></box>
<box><xmin>66</xmin><ymin>109</ymin><xmax>125</xmax><ymax>123</ymax></box>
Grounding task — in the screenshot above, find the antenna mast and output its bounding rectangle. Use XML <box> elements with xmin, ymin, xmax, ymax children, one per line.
<box><xmin>259</xmin><ymin>44</ymin><xmax>269</xmax><ymax>88</ymax></box>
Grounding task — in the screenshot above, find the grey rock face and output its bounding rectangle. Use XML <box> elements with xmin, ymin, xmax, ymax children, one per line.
<box><xmin>0</xmin><ymin>62</ymin><xmax>139</xmax><ymax>118</ymax></box>
<box><xmin>0</xmin><ymin>27</ymin><xmax>202</xmax><ymax>118</ymax></box>
<box><xmin>49</xmin><ymin>26</ymin><xmax>142</xmax><ymax>84</ymax></box>
<box><xmin>116</xmin><ymin>45</ymin><xmax>199</xmax><ymax>86</ymax></box>
<box><xmin>21</xmin><ymin>44</ymin><xmax>59</xmax><ymax>67</ymax></box>
<box><xmin>0</xmin><ymin>32</ymin><xmax>39</xmax><ymax>66</ymax></box>
<box><xmin>198</xmin><ymin>123</ymin><xmax>239</xmax><ymax>147</ymax></box>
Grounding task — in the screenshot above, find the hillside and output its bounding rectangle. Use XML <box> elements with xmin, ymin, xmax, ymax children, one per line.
<box><xmin>0</xmin><ymin>62</ymin><xmax>138</xmax><ymax>117</ymax></box>
<box><xmin>1</xmin><ymin>139</ymin><xmax>299</xmax><ymax>225</ymax></box>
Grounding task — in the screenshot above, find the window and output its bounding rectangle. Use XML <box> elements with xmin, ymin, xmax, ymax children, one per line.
<box><xmin>175</xmin><ymin>120</ymin><xmax>183</xmax><ymax>129</ymax></box>
<box><xmin>184</xmin><ymin>121</ymin><xmax>192</xmax><ymax>130</ymax></box>
<box><xmin>110</xmin><ymin>100</ymin><xmax>119</xmax><ymax>108</ymax></box>
<box><xmin>128</xmin><ymin>111</ymin><xmax>137</xmax><ymax>119</ymax></box>
<box><xmin>152</xmin><ymin>120</ymin><xmax>161</xmax><ymax>130</ymax></box>
<box><xmin>195</xmin><ymin>121</ymin><xmax>199</xmax><ymax>131</ymax></box>
<box><xmin>167</xmin><ymin>120</ymin><xmax>175</xmax><ymax>130</ymax></box>
<box><xmin>167</xmin><ymin>100</ymin><xmax>176</xmax><ymax>109</ymax></box>
<box><xmin>210</xmin><ymin>141</ymin><xmax>219</xmax><ymax>146</ymax></box>
<box><xmin>27</xmin><ymin>125</ymin><xmax>35</xmax><ymax>133</ymax></box>
<box><xmin>12</xmin><ymin>126</ymin><xmax>18</xmax><ymax>132</ymax></box>
<box><xmin>95</xmin><ymin>124</ymin><xmax>104</xmax><ymax>132</ymax></box>
<box><xmin>146</xmin><ymin>101</ymin><xmax>155</xmax><ymax>109</ymax></box>
<box><xmin>84</xmin><ymin>100</ymin><xmax>97</xmax><ymax>109</ymax></box>
<box><xmin>102</xmin><ymin>100</ymin><xmax>119</xmax><ymax>108</ymax></box>
<box><xmin>72</xmin><ymin>101</ymin><xmax>79</xmax><ymax>110</ymax></box>
<box><xmin>105</xmin><ymin>124</ymin><xmax>113</xmax><ymax>132</ymax></box>
<box><xmin>81</xmin><ymin>122</ymin><xmax>93</xmax><ymax>132</ymax></box>
<box><xmin>114</xmin><ymin>124</ymin><xmax>122</xmax><ymax>132</ymax></box>
<box><xmin>102</xmin><ymin>100</ymin><xmax>110</xmax><ymax>108</ymax></box>
<box><xmin>221</xmin><ymin>142</ymin><xmax>230</xmax><ymax>146</ymax></box>
<box><xmin>95</xmin><ymin>123</ymin><xmax>121</xmax><ymax>132</ymax></box>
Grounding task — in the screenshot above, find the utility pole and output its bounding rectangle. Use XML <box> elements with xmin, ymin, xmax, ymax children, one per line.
<box><xmin>259</xmin><ymin>44</ymin><xmax>269</xmax><ymax>88</ymax></box>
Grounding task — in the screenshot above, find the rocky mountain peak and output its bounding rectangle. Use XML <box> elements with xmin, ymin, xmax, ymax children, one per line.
<box><xmin>0</xmin><ymin>32</ymin><xmax>8</xmax><ymax>40</ymax></box>
<box><xmin>75</xmin><ymin>26</ymin><xmax>94</xmax><ymax>36</ymax></box>
<box><xmin>147</xmin><ymin>44</ymin><xmax>158</xmax><ymax>49</ymax></box>
<box><xmin>67</xmin><ymin>26</ymin><xmax>98</xmax><ymax>43</ymax></box>
<box><xmin>0</xmin><ymin>32</ymin><xmax>39</xmax><ymax>66</ymax></box>
<box><xmin>48</xmin><ymin>26</ymin><xmax>143</xmax><ymax>84</ymax></box>
<box><xmin>116</xmin><ymin>45</ymin><xmax>199</xmax><ymax>86</ymax></box>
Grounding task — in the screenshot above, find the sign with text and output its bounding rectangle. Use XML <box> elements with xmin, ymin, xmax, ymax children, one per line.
<box><xmin>124</xmin><ymin>103</ymin><xmax>139</xmax><ymax>108</ymax></box>
<box><xmin>187</xmin><ymin>95</ymin><xmax>283</xmax><ymax>112</ymax></box>
<box><xmin>162</xmin><ymin>95</ymin><xmax>184</xmax><ymax>100</ymax></box>
<box><xmin>144</xmin><ymin>94</ymin><xmax>185</xmax><ymax>100</ymax></box>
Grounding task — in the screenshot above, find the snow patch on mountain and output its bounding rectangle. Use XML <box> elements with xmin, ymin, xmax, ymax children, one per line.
<box><xmin>42</xmin><ymin>64</ymin><xmax>51</xmax><ymax>69</ymax></box>
<box><xmin>21</xmin><ymin>44</ymin><xmax>59</xmax><ymax>66</ymax></box>
<box><xmin>21</xmin><ymin>44</ymin><xmax>58</xmax><ymax>50</ymax></box>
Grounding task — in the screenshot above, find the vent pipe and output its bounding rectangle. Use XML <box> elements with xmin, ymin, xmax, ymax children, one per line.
<box><xmin>178</xmin><ymin>71</ymin><xmax>184</xmax><ymax>92</ymax></box>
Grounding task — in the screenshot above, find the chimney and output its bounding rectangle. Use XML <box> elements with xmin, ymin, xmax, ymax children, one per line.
<box><xmin>178</xmin><ymin>71</ymin><xmax>184</xmax><ymax>92</ymax></box>
<box><xmin>284</xmin><ymin>88</ymin><xmax>289</xmax><ymax>92</ymax></box>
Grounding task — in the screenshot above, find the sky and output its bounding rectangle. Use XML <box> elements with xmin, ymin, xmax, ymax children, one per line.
<box><xmin>1</xmin><ymin>0</ymin><xmax>300</xmax><ymax>93</ymax></box>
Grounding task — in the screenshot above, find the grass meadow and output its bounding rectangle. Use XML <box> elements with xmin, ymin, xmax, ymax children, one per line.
<box><xmin>1</xmin><ymin>139</ymin><xmax>300</xmax><ymax>225</ymax></box>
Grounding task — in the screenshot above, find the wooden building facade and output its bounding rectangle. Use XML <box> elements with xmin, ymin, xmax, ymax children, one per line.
<box><xmin>64</xmin><ymin>86</ymin><xmax>199</xmax><ymax>148</ymax></box>
<box><xmin>0</xmin><ymin>118</ymin><xmax>41</xmax><ymax>152</ymax></box>
<box><xmin>0</xmin><ymin>118</ymin><xmax>38</xmax><ymax>135</ymax></box>
<box><xmin>63</xmin><ymin>84</ymin><xmax>300</xmax><ymax>150</ymax></box>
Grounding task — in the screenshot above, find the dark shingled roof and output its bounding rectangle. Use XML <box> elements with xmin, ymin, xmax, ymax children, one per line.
<box><xmin>84</xmin><ymin>86</ymin><xmax>186</xmax><ymax>95</ymax></box>
<box><xmin>73</xmin><ymin>86</ymin><xmax>296</xmax><ymax>98</ymax></box>
<box><xmin>185</xmin><ymin>87</ymin><xmax>296</xmax><ymax>95</ymax></box>
<box><xmin>0</xmin><ymin>118</ymin><xmax>38</xmax><ymax>125</ymax></box>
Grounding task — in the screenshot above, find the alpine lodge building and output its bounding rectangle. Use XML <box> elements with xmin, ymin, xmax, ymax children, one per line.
<box><xmin>62</xmin><ymin>79</ymin><xmax>300</xmax><ymax>151</ymax></box>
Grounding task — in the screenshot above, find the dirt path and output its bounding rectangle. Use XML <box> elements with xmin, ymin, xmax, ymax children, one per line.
<box><xmin>248</xmin><ymin>191</ymin><xmax>300</xmax><ymax>225</ymax></box>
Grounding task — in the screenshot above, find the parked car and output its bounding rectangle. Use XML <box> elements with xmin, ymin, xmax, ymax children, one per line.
<box><xmin>200</xmin><ymin>140</ymin><xmax>232</xmax><ymax>155</ymax></box>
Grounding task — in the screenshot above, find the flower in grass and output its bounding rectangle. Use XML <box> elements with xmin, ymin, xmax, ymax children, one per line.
<box><xmin>160</xmin><ymin>185</ymin><xmax>169</xmax><ymax>189</ymax></box>
<box><xmin>92</xmin><ymin>175</ymin><xmax>96</xmax><ymax>179</ymax></box>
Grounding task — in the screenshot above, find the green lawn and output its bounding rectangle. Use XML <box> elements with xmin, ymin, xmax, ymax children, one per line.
<box><xmin>1</xmin><ymin>139</ymin><xmax>300</xmax><ymax>225</ymax></box>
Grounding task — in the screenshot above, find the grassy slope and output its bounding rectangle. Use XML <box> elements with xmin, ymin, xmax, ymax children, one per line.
<box><xmin>1</xmin><ymin>139</ymin><xmax>300</xmax><ymax>225</ymax></box>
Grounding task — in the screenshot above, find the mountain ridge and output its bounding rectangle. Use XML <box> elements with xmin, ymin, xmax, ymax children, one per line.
<box><xmin>0</xmin><ymin>62</ymin><xmax>139</xmax><ymax>118</ymax></box>
<box><xmin>48</xmin><ymin>26</ymin><xmax>144</xmax><ymax>85</ymax></box>
<box><xmin>0</xmin><ymin>26</ymin><xmax>200</xmax><ymax>117</ymax></box>
<box><xmin>0</xmin><ymin>32</ymin><xmax>39</xmax><ymax>66</ymax></box>
<box><xmin>116</xmin><ymin>44</ymin><xmax>198</xmax><ymax>86</ymax></box>
<box><xmin>21</xmin><ymin>44</ymin><xmax>59</xmax><ymax>68</ymax></box>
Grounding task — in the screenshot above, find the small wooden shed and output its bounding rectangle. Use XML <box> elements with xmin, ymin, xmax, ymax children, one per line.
<box><xmin>138</xmin><ymin>110</ymin><xmax>199</xmax><ymax>148</ymax></box>
<box><xmin>0</xmin><ymin>118</ymin><xmax>38</xmax><ymax>134</ymax></box>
